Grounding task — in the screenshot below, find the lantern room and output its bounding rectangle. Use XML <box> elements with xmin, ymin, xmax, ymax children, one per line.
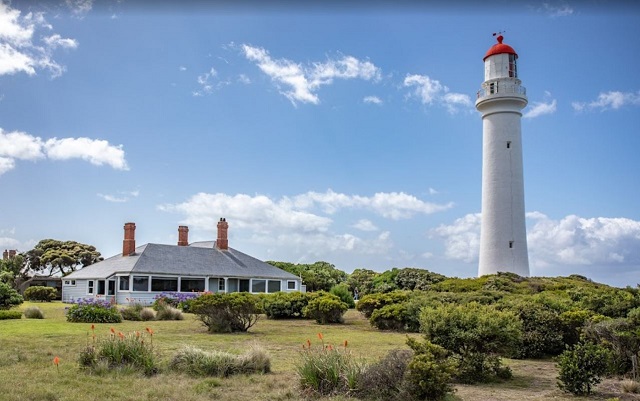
<box><xmin>483</xmin><ymin>35</ymin><xmax>518</xmax><ymax>81</ymax></box>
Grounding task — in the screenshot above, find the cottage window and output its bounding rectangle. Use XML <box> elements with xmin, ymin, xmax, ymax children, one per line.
<box><xmin>181</xmin><ymin>278</ymin><xmax>205</xmax><ymax>292</ymax></box>
<box><xmin>151</xmin><ymin>277</ymin><xmax>178</xmax><ymax>292</ymax></box>
<box><xmin>267</xmin><ymin>280</ymin><xmax>281</xmax><ymax>293</ymax></box>
<box><xmin>64</xmin><ymin>280</ymin><xmax>76</xmax><ymax>286</ymax></box>
<box><xmin>119</xmin><ymin>276</ymin><xmax>130</xmax><ymax>291</ymax></box>
<box><xmin>218</xmin><ymin>278</ymin><xmax>225</xmax><ymax>292</ymax></box>
<box><xmin>239</xmin><ymin>279</ymin><xmax>250</xmax><ymax>292</ymax></box>
<box><xmin>87</xmin><ymin>280</ymin><xmax>94</xmax><ymax>294</ymax></box>
<box><xmin>287</xmin><ymin>281</ymin><xmax>296</xmax><ymax>290</ymax></box>
<box><xmin>252</xmin><ymin>279</ymin><xmax>266</xmax><ymax>293</ymax></box>
<box><xmin>97</xmin><ymin>280</ymin><xmax>106</xmax><ymax>295</ymax></box>
<box><xmin>133</xmin><ymin>276</ymin><xmax>149</xmax><ymax>291</ymax></box>
<box><xmin>108</xmin><ymin>280</ymin><xmax>115</xmax><ymax>296</ymax></box>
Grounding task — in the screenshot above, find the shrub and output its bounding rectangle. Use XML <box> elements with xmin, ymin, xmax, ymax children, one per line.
<box><xmin>23</xmin><ymin>286</ymin><xmax>57</xmax><ymax>302</ymax></box>
<box><xmin>0</xmin><ymin>310</ymin><xmax>21</xmax><ymax>319</ymax></box>
<box><xmin>66</xmin><ymin>298</ymin><xmax>122</xmax><ymax>323</ymax></box>
<box><xmin>153</xmin><ymin>291</ymin><xmax>201</xmax><ymax>312</ymax></box>
<box><xmin>556</xmin><ymin>342</ymin><xmax>612</xmax><ymax>395</ymax></box>
<box><xmin>190</xmin><ymin>293</ymin><xmax>261</xmax><ymax>333</ymax></box>
<box><xmin>370</xmin><ymin>303</ymin><xmax>410</xmax><ymax>331</ymax></box>
<box><xmin>156</xmin><ymin>304</ymin><xmax>184</xmax><ymax>321</ymax></box>
<box><xmin>419</xmin><ymin>302</ymin><xmax>521</xmax><ymax>383</ymax></box>
<box><xmin>120</xmin><ymin>304</ymin><xmax>144</xmax><ymax>321</ymax></box>
<box><xmin>140</xmin><ymin>307</ymin><xmax>156</xmax><ymax>321</ymax></box>
<box><xmin>356</xmin><ymin>290</ymin><xmax>410</xmax><ymax>318</ymax></box>
<box><xmin>23</xmin><ymin>306</ymin><xmax>44</xmax><ymax>319</ymax></box>
<box><xmin>262</xmin><ymin>291</ymin><xmax>310</xmax><ymax>319</ymax></box>
<box><xmin>507</xmin><ymin>302</ymin><xmax>564</xmax><ymax>359</ymax></box>
<box><xmin>79</xmin><ymin>328</ymin><xmax>158</xmax><ymax>376</ymax></box>
<box><xmin>582</xmin><ymin>318</ymin><xmax>640</xmax><ymax>375</ymax></box>
<box><xmin>403</xmin><ymin>338</ymin><xmax>456</xmax><ymax>400</ymax></box>
<box><xmin>0</xmin><ymin>282</ymin><xmax>23</xmax><ymax>309</ymax></box>
<box><xmin>356</xmin><ymin>349</ymin><xmax>412</xmax><ymax>400</ymax></box>
<box><xmin>621</xmin><ymin>379</ymin><xmax>640</xmax><ymax>394</ymax></box>
<box><xmin>169</xmin><ymin>344</ymin><xmax>270</xmax><ymax>377</ymax></box>
<box><xmin>330</xmin><ymin>284</ymin><xmax>355</xmax><ymax>308</ymax></box>
<box><xmin>296</xmin><ymin>336</ymin><xmax>363</xmax><ymax>396</ymax></box>
<box><xmin>303</xmin><ymin>293</ymin><xmax>348</xmax><ymax>324</ymax></box>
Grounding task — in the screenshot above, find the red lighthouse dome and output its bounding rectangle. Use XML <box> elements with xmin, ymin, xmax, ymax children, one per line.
<box><xmin>483</xmin><ymin>35</ymin><xmax>518</xmax><ymax>61</ymax></box>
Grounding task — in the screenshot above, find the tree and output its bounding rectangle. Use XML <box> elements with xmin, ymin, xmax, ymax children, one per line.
<box><xmin>23</xmin><ymin>239</ymin><xmax>102</xmax><ymax>277</ymax></box>
<box><xmin>556</xmin><ymin>342</ymin><xmax>612</xmax><ymax>395</ymax></box>
<box><xmin>346</xmin><ymin>268</ymin><xmax>378</xmax><ymax>296</ymax></box>
<box><xmin>266</xmin><ymin>260</ymin><xmax>347</xmax><ymax>292</ymax></box>
<box><xmin>0</xmin><ymin>254</ymin><xmax>24</xmax><ymax>289</ymax></box>
<box><xmin>0</xmin><ymin>282</ymin><xmax>23</xmax><ymax>309</ymax></box>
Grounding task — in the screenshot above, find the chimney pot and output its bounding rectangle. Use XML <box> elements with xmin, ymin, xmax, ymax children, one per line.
<box><xmin>2</xmin><ymin>250</ymin><xmax>7</xmax><ymax>260</ymax></box>
<box><xmin>216</xmin><ymin>218</ymin><xmax>229</xmax><ymax>250</ymax></box>
<box><xmin>178</xmin><ymin>225</ymin><xmax>189</xmax><ymax>246</ymax></box>
<box><xmin>123</xmin><ymin>222</ymin><xmax>136</xmax><ymax>256</ymax></box>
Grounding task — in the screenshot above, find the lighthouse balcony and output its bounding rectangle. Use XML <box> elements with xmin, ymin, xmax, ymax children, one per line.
<box><xmin>476</xmin><ymin>81</ymin><xmax>526</xmax><ymax>100</ymax></box>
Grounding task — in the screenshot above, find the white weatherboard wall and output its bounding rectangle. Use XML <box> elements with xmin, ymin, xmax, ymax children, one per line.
<box><xmin>476</xmin><ymin>42</ymin><xmax>530</xmax><ymax>277</ymax></box>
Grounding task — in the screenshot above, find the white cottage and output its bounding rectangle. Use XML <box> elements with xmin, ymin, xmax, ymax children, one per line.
<box><xmin>62</xmin><ymin>219</ymin><xmax>304</xmax><ymax>304</ymax></box>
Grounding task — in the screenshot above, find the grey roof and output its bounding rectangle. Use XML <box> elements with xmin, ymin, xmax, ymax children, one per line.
<box><xmin>66</xmin><ymin>242</ymin><xmax>299</xmax><ymax>280</ymax></box>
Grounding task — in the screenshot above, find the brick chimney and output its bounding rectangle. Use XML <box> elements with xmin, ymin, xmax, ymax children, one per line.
<box><xmin>2</xmin><ymin>250</ymin><xmax>7</xmax><ymax>260</ymax></box>
<box><xmin>178</xmin><ymin>225</ymin><xmax>189</xmax><ymax>246</ymax></box>
<box><xmin>8</xmin><ymin>250</ymin><xmax>16</xmax><ymax>259</ymax></box>
<box><xmin>123</xmin><ymin>222</ymin><xmax>136</xmax><ymax>256</ymax></box>
<box><xmin>216</xmin><ymin>218</ymin><xmax>228</xmax><ymax>250</ymax></box>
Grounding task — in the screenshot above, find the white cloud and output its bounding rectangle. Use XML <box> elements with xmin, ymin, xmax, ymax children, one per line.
<box><xmin>242</xmin><ymin>44</ymin><xmax>381</xmax><ymax>106</ymax></box>
<box><xmin>44</xmin><ymin>137</ymin><xmax>128</xmax><ymax>170</ymax></box>
<box><xmin>66</xmin><ymin>0</ymin><xmax>93</xmax><ymax>16</ymax></box>
<box><xmin>542</xmin><ymin>3</ymin><xmax>574</xmax><ymax>17</ymax></box>
<box><xmin>404</xmin><ymin>74</ymin><xmax>471</xmax><ymax>113</ymax></box>
<box><xmin>433</xmin><ymin>212</ymin><xmax>640</xmax><ymax>269</ymax></box>
<box><xmin>0</xmin><ymin>129</ymin><xmax>45</xmax><ymax>160</ymax></box>
<box><xmin>193</xmin><ymin>67</ymin><xmax>217</xmax><ymax>96</ymax></box>
<box><xmin>572</xmin><ymin>91</ymin><xmax>640</xmax><ymax>112</ymax></box>
<box><xmin>0</xmin><ymin>3</ymin><xmax>78</xmax><ymax>77</ymax></box>
<box><xmin>237</xmin><ymin>74</ymin><xmax>251</xmax><ymax>84</ymax></box>
<box><xmin>43</xmin><ymin>34</ymin><xmax>78</xmax><ymax>50</ymax></box>
<box><xmin>97</xmin><ymin>190</ymin><xmax>139</xmax><ymax>203</ymax></box>
<box><xmin>524</xmin><ymin>99</ymin><xmax>557</xmax><ymax>119</ymax></box>
<box><xmin>291</xmin><ymin>189</ymin><xmax>453</xmax><ymax>219</ymax></box>
<box><xmin>0</xmin><ymin>128</ymin><xmax>129</xmax><ymax>175</ymax></box>
<box><xmin>352</xmin><ymin>219</ymin><xmax>378</xmax><ymax>232</ymax></box>
<box><xmin>179</xmin><ymin>66</ymin><xmax>187</xmax><ymax>71</ymax></box>
<box><xmin>428</xmin><ymin>187</ymin><xmax>439</xmax><ymax>195</ymax></box>
<box><xmin>363</xmin><ymin>95</ymin><xmax>382</xmax><ymax>105</ymax></box>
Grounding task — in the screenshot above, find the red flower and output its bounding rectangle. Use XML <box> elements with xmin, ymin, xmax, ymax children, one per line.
<box><xmin>343</xmin><ymin>340</ymin><xmax>348</xmax><ymax>348</ymax></box>
<box><xmin>317</xmin><ymin>332</ymin><xmax>323</xmax><ymax>341</ymax></box>
<box><xmin>110</xmin><ymin>327</ymin><xmax>115</xmax><ymax>334</ymax></box>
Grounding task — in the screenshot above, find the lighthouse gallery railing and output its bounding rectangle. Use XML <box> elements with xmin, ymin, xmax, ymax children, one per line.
<box><xmin>477</xmin><ymin>81</ymin><xmax>527</xmax><ymax>99</ymax></box>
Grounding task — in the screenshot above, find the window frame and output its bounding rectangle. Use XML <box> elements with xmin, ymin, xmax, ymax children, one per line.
<box><xmin>132</xmin><ymin>275</ymin><xmax>150</xmax><ymax>292</ymax></box>
<box><xmin>287</xmin><ymin>280</ymin><xmax>297</xmax><ymax>290</ymax></box>
<box><xmin>87</xmin><ymin>280</ymin><xmax>95</xmax><ymax>294</ymax></box>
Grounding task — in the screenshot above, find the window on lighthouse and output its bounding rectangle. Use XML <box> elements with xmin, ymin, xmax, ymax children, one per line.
<box><xmin>508</xmin><ymin>54</ymin><xmax>517</xmax><ymax>78</ymax></box>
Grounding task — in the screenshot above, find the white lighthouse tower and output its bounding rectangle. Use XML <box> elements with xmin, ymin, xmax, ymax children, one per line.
<box><xmin>476</xmin><ymin>34</ymin><xmax>530</xmax><ymax>277</ymax></box>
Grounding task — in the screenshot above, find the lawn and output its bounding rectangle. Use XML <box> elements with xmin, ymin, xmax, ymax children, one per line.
<box><xmin>0</xmin><ymin>302</ymin><xmax>637</xmax><ymax>401</ymax></box>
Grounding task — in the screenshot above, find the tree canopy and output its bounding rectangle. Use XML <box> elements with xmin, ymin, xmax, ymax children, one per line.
<box><xmin>23</xmin><ymin>239</ymin><xmax>103</xmax><ymax>277</ymax></box>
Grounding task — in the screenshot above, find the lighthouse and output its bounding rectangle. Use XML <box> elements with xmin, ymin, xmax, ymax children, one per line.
<box><xmin>476</xmin><ymin>34</ymin><xmax>530</xmax><ymax>277</ymax></box>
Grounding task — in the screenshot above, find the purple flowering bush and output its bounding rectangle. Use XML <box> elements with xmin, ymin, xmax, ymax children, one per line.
<box><xmin>67</xmin><ymin>297</ymin><xmax>122</xmax><ymax>323</ymax></box>
<box><xmin>153</xmin><ymin>292</ymin><xmax>204</xmax><ymax>313</ymax></box>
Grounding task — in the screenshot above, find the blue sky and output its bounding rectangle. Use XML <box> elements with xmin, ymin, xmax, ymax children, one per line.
<box><xmin>1</xmin><ymin>0</ymin><xmax>639</xmax><ymax>287</ymax></box>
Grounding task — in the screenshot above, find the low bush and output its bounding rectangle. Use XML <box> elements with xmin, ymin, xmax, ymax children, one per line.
<box><xmin>23</xmin><ymin>306</ymin><xmax>44</xmax><ymax>319</ymax></box>
<box><xmin>370</xmin><ymin>303</ymin><xmax>410</xmax><ymax>331</ymax></box>
<box><xmin>556</xmin><ymin>341</ymin><xmax>612</xmax><ymax>395</ymax></box>
<box><xmin>296</xmin><ymin>335</ymin><xmax>363</xmax><ymax>396</ymax></box>
<box><xmin>190</xmin><ymin>292</ymin><xmax>261</xmax><ymax>333</ymax></box>
<box><xmin>303</xmin><ymin>293</ymin><xmax>348</xmax><ymax>324</ymax></box>
<box><xmin>621</xmin><ymin>379</ymin><xmax>640</xmax><ymax>394</ymax></box>
<box><xmin>262</xmin><ymin>291</ymin><xmax>310</xmax><ymax>319</ymax></box>
<box><xmin>356</xmin><ymin>291</ymin><xmax>410</xmax><ymax>318</ymax></box>
<box><xmin>153</xmin><ymin>291</ymin><xmax>201</xmax><ymax>312</ymax></box>
<box><xmin>156</xmin><ymin>304</ymin><xmax>184</xmax><ymax>321</ymax></box>
<box><xmin>169</xmin><ymin>344</ymin><xmax>270</xmax><ymax>377</ymax></box>
<box><xmin>66</xmin><ymin>298</ymin><xmax>122</xmax><ymax>323</ymax></box>
<box><xmin>505</xmin><ymin>302</ymin><xmax>564</xmax><ymax>359</ymax></box>
<box><xmin>356</xmin><ymin>349</ymin><xmax>412</xmax><ymax>400</ymax></box>
<box><xmin>403</xmin><ymin>337</ymin><xmax>456</xmax><ymax>400</ymax></box>
<box><xmin>140</xmin><ymin>307</ymin><xmax>156</xmax><ymax>321</ymax></box>
<box><xmin>582</xmin><ymin>318</ymin><xmax>640</xmax><ymax>375</ymax></box>
<box><xmin>0</xmin><ymin>282</ymin><xmax>23</xmax><ymax>309</ymax></box>
<box><xmin>78</xmin><ymin>327</ymin><xmax>158</xmax><ymax>376</ymax></box>
<box><xmin>23</xmin><ymin>286</ymin><xmax>57</xmax><ymax>302</ymax></box>
<box><xmin>0</xmin><ymin>310</ymin><xmax>21</xmax><ymax>319</ymax></box>
<box><xmin>120</xmin><ymin>303</ymin><xmax>144</xmax><ymax>321</ymax></box>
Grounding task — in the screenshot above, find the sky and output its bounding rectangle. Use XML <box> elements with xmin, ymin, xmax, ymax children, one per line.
<box><xmin>1</xmin><ymin>0</ymin><xmax>639</xmax><ymax>287</ymax></box>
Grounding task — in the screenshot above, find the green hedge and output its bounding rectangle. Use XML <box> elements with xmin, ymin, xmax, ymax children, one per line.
<box><xmin>24</xmin><ymin>286</ymin><xmax>58</xmax><ymax>302</ymax></box>
<box><xmin>0</xmin><ymin>310</ymin><xmax>22</xmax><ymax>320</ymax></box>
<box><xmin>302</xmin><ymin>293</ymin><xmax>348</xmax><ymax>324</ymax></box>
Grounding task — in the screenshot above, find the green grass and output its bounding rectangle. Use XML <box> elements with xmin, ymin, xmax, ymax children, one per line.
<box><xmin>1</xmin><ymin>302</ymin><xmax>634</xmax><ymax>401</ymax></box>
